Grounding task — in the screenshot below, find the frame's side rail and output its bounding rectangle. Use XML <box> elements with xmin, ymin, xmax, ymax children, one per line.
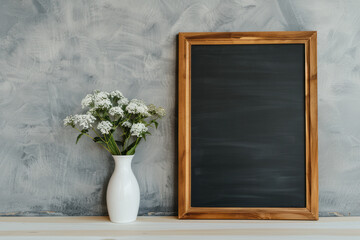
<box><xmin>178</xmin><ymin>34</ymin><xmax>191</xmax><ymax>218</ymax></box>
<box><xmin>308</xmin><ymin>32</ymin><xmax>319</xmax><ymax>219</ymax></box>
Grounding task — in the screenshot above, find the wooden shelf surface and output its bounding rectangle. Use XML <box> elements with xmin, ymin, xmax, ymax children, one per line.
<box><xmin>0</xmin><ymin>216</ymin><xmax>360</xmax><ymax>239</ymax></box>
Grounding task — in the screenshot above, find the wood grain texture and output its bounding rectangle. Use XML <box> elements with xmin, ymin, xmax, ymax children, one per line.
<box><xmin>178</xmin><ymin>32</ymin><xmax>318</xmax><ymax>220</ymax></box>
<box><xmin>309</xmin><ymin>32</ymin><xmax>319</xmax><ymax>219</ymax></box>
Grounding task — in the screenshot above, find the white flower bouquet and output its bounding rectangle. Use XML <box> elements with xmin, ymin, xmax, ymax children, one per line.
<box><xmin>64</xmin><ymin>90</ymin><xmax>165</xmax><ymax>155</ymax></box>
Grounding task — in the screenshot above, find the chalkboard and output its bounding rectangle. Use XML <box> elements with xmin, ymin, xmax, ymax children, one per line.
<box><xmin>178</xmin><ymin>32</ymin><xmax>318</xmax><ymax>220</ymax></box>
<box><xmin>191</xmin><ymin>44</ymin><xmax>306</xmax><ymax>208</ymax></box>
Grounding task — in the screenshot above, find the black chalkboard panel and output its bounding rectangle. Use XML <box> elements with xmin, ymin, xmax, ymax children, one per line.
<box><xmin>191</xmin><ymin>44</ymin><xmax>305</xmax><ymax>208</ymax></box>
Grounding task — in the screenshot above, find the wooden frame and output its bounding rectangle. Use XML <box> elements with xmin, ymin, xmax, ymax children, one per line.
<box><xmin>178</xmin><ymin>32</ymin><xmax>318</xmax><ymax>220</ymax></box>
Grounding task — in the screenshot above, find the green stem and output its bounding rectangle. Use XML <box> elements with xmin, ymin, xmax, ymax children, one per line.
<box><xmin>107</xmin><ymin>134</ymin><xmax>121</xmax><ymax>155</ymax></box>
<box><xmin>126</xmin><ymin>137</ymin><xmax>141</xmax><ymax>155</ymax></box>
<box><xmin>92</xmin><ymin>127</ymin><xmax>106</xmax><ymax>142</ymax></box>
<box><xmin>122</xmin><ymin>134</ymin><xmax>131</xmax><ymax>150</ymax></box>
<box><xmin>145</xmin><ymin>117</ymin><xmax>159</xmax><ymax>127</ymax></box>
<box><xmin>74</xmin><ymin>127</ymin><xmax>94</xmax><ymax>141</ymax></box>
<box><xmin>115</xmin><ymin>118</ymin><xmax>127</xmax><ymax>128</ymax></box>
<box><xmin>73</xmin><ymin>127</ymin><xmax>111</xmax><ymax>153</ymax></box>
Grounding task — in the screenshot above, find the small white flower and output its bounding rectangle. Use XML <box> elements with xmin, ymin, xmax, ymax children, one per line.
<box><xmin>94</xmin><ymin>90</ymin><xmax>109</xmax><ymax>98</ymax></box>
<box><xmin>132</xmin><ymin>99</ymin><xmax>145</xmax><ymax>104</ymax></box>
<box><xmin>156</xmin><ymin>107</ymin><xmax>166</xmax><ymax>117</ymax></box>
<box><xmin>130</xmin><ymin>123</ymin><xmax>148</xmax><ymax>137</ymax></box>
<box><xmin>97</xmin><ymin>121</ymin><xmax>113</xmax><ymax>135</ymax></box>
<box><xmin>87</xmin><ymin>108</ymin><xmax>97</xmax><ymax>115</ymax></box>
<box><xmin>109</xmin><ymin>106</ymin><xmax>124</xmax><ymax>117</ymax></box>
<box><xmin>64</xmin><ymin>115</ymin><xmax>75</xmax><ymax>126</ymax></box>
<box><xmin>125</xmin><ymin>99</ymin><xmax>149</xmax><ymax>116</ymax></box>
<box><xmin>73</xmin><ymin>114</ymin><xmax>96</xmax><ymax>129</ymax></box>
<box><xmin>147</xmin><ymin>104</ymin><xmax>156</xmax><ymax>112</ymax></box>
<box><xmin>147</xmin><ymin>104</ymin><xmax>166</xmax><ymax>117</ymax></box>
<box><xmin>122</xmin><ymin>121</ymin><xmax>132</xmax><ymax>128</ymax></box>
<box><xmin>94</xmin><ymin>91</ymin><xmax>112</xmax><ymax>109</ymax></box>
<box><xmin>95</xmin><ymin>98</ymin><xmax>112</xmax><ymax>109</ymax></box>
<box><xmin>81</xmin><ymin>94</ymin><xmax>94</xmax><ymax>109</ymax></box>
<box><xmin>110</xmin><ymin>90</ymin><xmax>124</xmax><ymax>99</ymax></box>
<box><xmin>117</xmin><ymin>97</ymin><xmax>129</xmax><ymax>106</ymax></box>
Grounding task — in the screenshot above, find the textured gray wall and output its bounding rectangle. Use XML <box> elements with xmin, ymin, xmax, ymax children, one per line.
<box><xmin>0</xmin><ymin>0</ymin><xmax>359</xmax><ymax>217</ymax></box>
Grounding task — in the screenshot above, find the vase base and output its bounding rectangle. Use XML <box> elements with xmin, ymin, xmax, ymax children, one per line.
<box><xmin>109</xmin><ymin>218</ymin><xmax>137</xmax><ymax>224</ymax></box>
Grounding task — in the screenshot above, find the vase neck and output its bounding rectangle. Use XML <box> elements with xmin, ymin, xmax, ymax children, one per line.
<box><xmin>113</xmin><ymin>155</ymin><xmax>134</xmax><ymax>170</ymax></box>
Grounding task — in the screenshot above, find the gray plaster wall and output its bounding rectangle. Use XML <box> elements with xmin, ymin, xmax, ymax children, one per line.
<box><xmin>0</xmin><ymin>0</ymin><xmax>359</xmax><ymax>217</ymax></box>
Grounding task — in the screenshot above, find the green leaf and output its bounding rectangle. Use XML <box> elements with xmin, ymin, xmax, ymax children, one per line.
<box><xmin>122</xmin><ymin>138</ymin><xmax>141</xmax><ymax>155</ymax></box>
<box><xmin>123</xmin><ymin>140</ymin><xmax>136</xmax><ymax>152</ymax></box>
<box><xmin>126</xmin><ymin>144</ymin><xmax>137</xmax><ymax>155</ymax></box>
<box><xmin>108</xmin><ymin>134</ymin><xmax>121</xmax><ymax>155</ymax></box>
<box><xmin>81</xmin><ymin>129</ymin><xmax>88</xmax><ymax>133</ymax></box>
<box><xmin>154</xmin><ymin>121</ymin><xmax>158</xmax><ymax>129</ymax></box>
<box><xmin>93</xmin><ymin>137</ymin><xmax>103</xmax><ymax>143</ymax></box>
<box><xmin>76</xmin><ymin>133</ymin><xmax>84</xmax><ymax>144</ymax></box>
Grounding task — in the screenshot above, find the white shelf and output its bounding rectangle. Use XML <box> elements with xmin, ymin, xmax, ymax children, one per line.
<box><xmin>1</xmin><ymin>216</ymin><xmax>360</xmax><ymax>239</ymax></box>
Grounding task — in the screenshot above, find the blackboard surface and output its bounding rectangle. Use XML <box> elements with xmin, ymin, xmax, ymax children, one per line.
<box><xmin>191</xmin><ymin>44</ymin><xmax>305</xmax><ymax>208</ymax></box>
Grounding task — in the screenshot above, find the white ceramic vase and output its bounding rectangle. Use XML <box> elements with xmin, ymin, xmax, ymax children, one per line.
<box><xmin>106</xmin><ymin>155</ymin><xmax>140</xmax><ymax>223</ymax></box>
